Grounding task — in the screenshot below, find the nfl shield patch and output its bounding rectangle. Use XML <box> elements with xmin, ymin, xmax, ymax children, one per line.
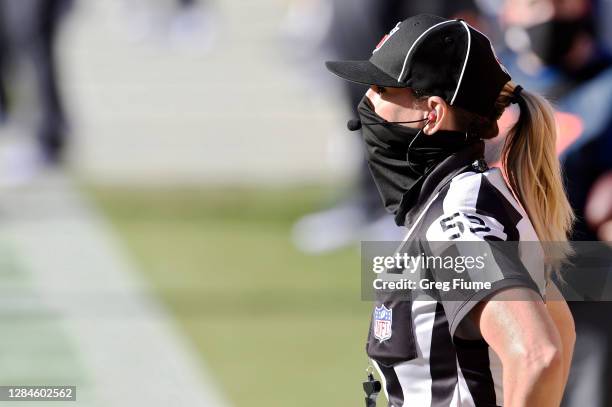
<box><xmin>373</xmin><ymin>305</ymin><xmax>393</xmax><ymax>342</ymax></box>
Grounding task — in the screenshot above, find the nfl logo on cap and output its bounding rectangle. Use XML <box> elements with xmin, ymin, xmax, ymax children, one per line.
<box><xmin>373</xmin><ymin>305</ymin><xmax>393</xmax><ymax>342</ymax></box>
<box><xmin>373</xmin><ymin>21</ymin><xmax>401</xmax><ymax>53</ymax></box>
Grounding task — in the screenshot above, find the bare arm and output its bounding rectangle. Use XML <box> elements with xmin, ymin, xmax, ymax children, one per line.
<box><xmin>545</xmin><ymin>283</ymin><xmax>576</xmax><ymax>389</ymax></box>
<box><xmin>471</xmin><ymin>288</ymin><xmax>567</xmax><ymax>407</ymax></box>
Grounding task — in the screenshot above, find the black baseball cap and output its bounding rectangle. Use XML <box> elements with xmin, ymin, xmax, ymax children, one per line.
<box><xmin>325</xmin><ymin>14</ymin><xmax>511</xmax><ymax>119</ymax></box>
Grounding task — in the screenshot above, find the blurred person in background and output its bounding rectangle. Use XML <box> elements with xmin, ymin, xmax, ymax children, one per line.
<box><xmin>291</xmin><ymin>0</ymin><xmax>490</xmax><ymax>254</ymax></box>
<box><xmin>497</xmin><ymin>0</ymin><xmax>612</xmax><ymax>405</ymax></box>
<box><xmin>125</xmin><ymin>0</ymin><xmax>217</xmax><ymax>51</ymax></box>
<box><xmin>0</xmin><ymin>0</ymin><xmax>73</xmax><ymax>169</ymax></box>
<box><xmin>170</xmin><ymin>0</ymin><xmax>216</xmax><ymax>49</ymax></box>
<box><xmin>0</xmin><ymin>17</ymin><xmax>7</xmax><ymax>124</ymax></box>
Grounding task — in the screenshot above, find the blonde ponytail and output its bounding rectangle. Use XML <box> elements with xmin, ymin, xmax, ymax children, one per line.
<box><xmin>498</xmin><ymin>82</ymin><xmax>575</xmax><ymax>272</ymax></box>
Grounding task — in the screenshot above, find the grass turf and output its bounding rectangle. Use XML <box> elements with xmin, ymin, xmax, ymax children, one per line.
<box><xmin>86</xmin><ymin>186</ymin><xmax>377</xmax><ymax>407</ymax></box>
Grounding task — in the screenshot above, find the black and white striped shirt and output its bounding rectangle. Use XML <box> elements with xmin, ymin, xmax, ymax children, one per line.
<box><xmin>366</xmin><ymin>142</ymin><xmax>546</xmax><ymax>406</ymax></box>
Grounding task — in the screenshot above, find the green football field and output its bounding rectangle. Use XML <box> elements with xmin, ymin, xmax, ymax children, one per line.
<box><xmin>87</xmin><ymin>186</ymin><xmax>378</xmax><ymax>407</ymax></box>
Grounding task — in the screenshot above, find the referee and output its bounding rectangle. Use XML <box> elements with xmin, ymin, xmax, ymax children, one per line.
<box><xmin>326</xmin><ymin>15</ymin><xmax>576</xmax><ymax>406</ymax></box>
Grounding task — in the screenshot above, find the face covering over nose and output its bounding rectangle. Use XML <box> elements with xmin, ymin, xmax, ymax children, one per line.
<box><xmin>525</xmin><ymin>18</ymin><xmax>593</xmax><ymax>67</ymax></box>
<box><xmin>358</xmin><ymin>96</ymin><xmax>478</xmax><ymax>226</ymax></box>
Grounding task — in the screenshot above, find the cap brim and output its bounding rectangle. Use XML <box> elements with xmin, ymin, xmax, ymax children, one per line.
<box><xmin>325</xmin><ymin>60</ymin><xmax>407</xmax><ymax>88</ymax></box>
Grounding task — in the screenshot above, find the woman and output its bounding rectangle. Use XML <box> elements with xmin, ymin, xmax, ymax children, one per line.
<box><xmin>326</xmin><ymin>14</ymin><xmax>576</xmax><ymax>406</ymax></box>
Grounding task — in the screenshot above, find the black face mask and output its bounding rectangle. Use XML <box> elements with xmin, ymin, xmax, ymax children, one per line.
<box><xmin>526</xmin><ymin>18</ymin><xmax>593</xmax><ymax>67</ymax></box>
<box><xmin>358</xmin><ymin>96</ymin><xmax>477</xmax><ymax>225</ymax></box>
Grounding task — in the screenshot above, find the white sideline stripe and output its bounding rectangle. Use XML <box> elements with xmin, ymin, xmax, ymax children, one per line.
<box><xmin>450</xmin><ymin>21</ymin><xmax>472</xmax><ymax>105</ymax></box>
<box><xmin>0</xmin><ymin>172</ymin><xmax>230</xmax><ymax>407</ymax></box>
<box><xmin>397</xmin><ymin>21</ymin><xmax>454</xmax><ymax>82</ymax></box>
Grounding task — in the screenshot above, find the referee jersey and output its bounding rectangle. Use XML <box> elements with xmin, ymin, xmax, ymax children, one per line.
<box><xmin>366</xmin><ymin>142</ymin><xmax>547</xmax><ymax>407</ymax></box>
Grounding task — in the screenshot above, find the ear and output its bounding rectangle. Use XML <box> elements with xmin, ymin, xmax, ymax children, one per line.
<box><xmin>423</xmin><ymin>96</ymin><xmax>448</xmax><ymax>135</ymax></box>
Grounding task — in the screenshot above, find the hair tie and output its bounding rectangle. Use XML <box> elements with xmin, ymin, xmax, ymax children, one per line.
<box><xmin>510</xmin><ymin>85</ymin><xmax>524</xmax><ymax>105</ymax></box>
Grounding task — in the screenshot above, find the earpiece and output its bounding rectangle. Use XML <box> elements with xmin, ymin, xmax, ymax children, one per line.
<box><xmin>427</xmin><ymin>110</ymin><xmax>437</xmax><ymax>122</ymax></box>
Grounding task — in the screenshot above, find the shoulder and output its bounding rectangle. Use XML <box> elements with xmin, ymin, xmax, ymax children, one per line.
<box><xmin>421</xmin><ymin>169</ymin><xmax>526</xmax><ymax>242</ymax></box>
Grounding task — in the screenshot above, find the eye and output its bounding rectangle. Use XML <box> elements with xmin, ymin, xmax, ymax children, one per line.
<box><xmin>376</xmin><ymin>86</ymin><xmax>387</xmax><ymax>95</ymax></box>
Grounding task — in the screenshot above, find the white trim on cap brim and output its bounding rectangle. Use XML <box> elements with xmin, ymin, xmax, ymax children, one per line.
<box><xmin>450</xmin><ymin>20</ymin><xmax>472</xmax><ymax>105</ymax></box>
<box><xmin>397</xmin><ymin>20</ymin><xmax>454</xmax><ymax>83</ymax></box>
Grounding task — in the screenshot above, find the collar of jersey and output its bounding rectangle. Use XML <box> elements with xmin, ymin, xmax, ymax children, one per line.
<box><xmin>396</xmin><ymin>141</ymin><xmax>486</xmax><ymax>227</ymax></box>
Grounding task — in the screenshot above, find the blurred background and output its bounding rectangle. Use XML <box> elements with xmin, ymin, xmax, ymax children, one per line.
<box><xmin>0</xmin><ymin>0</ymin><xmax>611</xmax><ymax>406</ymax></box>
